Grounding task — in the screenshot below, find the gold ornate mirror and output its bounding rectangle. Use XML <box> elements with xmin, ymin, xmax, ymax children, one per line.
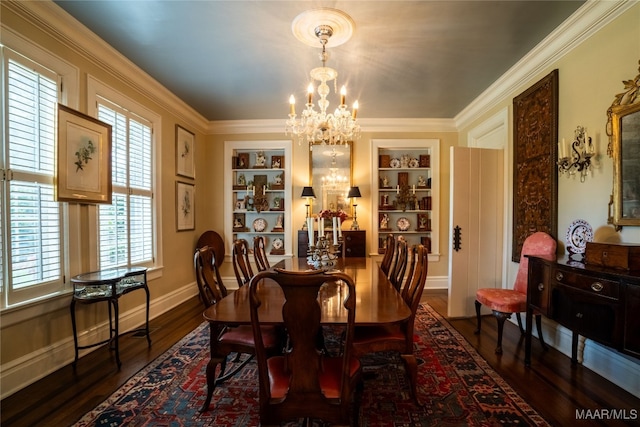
<box><xmin>309</xmin><ymin>142</ymin><xmax>352</xmax><ymax>214</ymax></box>
<box><xmin>607</xmin><ymin>61</ymin><xmax>640</xmax><ymax>229</ymax></box>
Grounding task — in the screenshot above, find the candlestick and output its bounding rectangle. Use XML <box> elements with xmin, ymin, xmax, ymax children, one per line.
<box><xmin>307</xmin><ymin>218</ymin><xmax>314</xmax><ymax>247</ymax></box>
<box><xmin>337</xmin><ymin>217</ymin><xmax>342</xmax><ymax>238</ymax></box>
<box><xmin>333</xmin><ymin>217</ymin><xmax>338</xmax><ymax>245</ymax></box>
<box><xmin>396</xmin><ymin>185</ymin><xmax>400</xmax><ymax>194</ymax></box>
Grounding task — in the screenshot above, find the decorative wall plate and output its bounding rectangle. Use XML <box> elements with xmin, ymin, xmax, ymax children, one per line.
<box><xmin>409</xmin><ymin>158</ymin><xmax>420</xmax><ymax>168</ymax></box>
<box><xmin>253</xmin><ymin>218</ymin><xmax>267</xmax><ymax>232</ymax></box>
<box><xmin>565</xmin><ymin>219</ymin><xmax>593</xmax><ymax>254</ymax></box>
<box><xmin>389</xmin><ymin>158</ymin><xmax>401</xmax><ymax>168</ymax></box>
<box><xmin>397</xmin><ymin>217</ymin><xmax>410</xmax><ymax>231</ymax></box>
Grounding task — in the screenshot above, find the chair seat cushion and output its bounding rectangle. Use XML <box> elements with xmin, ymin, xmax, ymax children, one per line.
<box><xmin>353</xmin><ymin>324</ymin><xmax>405</xmax><ymax>346</ymax></box>
<box><xmin>220</xmin><ymin>325</ymin><xmax>279</xmax><ymax>349</ymax></box>
<box><xmin>476</xmin><ymin>288</ymin><xmax>526</xmax><ymax>313</ymax></box>
<box><xmin>266</xmin><ymin>355</ymin><xmax>360</xmax><ymax>400</ymax></box>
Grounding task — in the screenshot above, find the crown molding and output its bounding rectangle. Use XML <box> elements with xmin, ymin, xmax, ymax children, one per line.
<box><xmin>455</xmin><ymin>0</ymin><xmax>636</xmax><ymax>130</ymax></box>
<box><xmin>3</xmin><ymin>0</ymin><xmax>210</xmax><ymax>134</ymax></box>
<box><xmin>209</xmin><ymin>117</ymin><xmax>458</xmax><ymax>135</ymax></box>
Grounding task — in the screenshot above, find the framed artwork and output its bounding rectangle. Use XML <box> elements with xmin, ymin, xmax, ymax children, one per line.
<box><xmin>176</xmin><ymin>181</ymin><xmax>195</xmax><ymax>231</ymax></box>
<box><xmin>55</xmin><ymin>104</ymin><xmax>112</xmax><ymax>204</ymax></box>
<box><xmin>512</xmin><ymin>69</ymin><xmax>558</xmax><ymax>262</ymax></box>
<box><xmin>176</xmin><ymin>125</ymin><xmax>195</xmax><ymax>178</ymax></box>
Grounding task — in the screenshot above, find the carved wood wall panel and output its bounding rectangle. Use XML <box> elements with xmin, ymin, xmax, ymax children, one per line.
<box><xmin>512</xmin><ymin>69</ymin><xmax>559</xmax><ymax>262</ymax></box>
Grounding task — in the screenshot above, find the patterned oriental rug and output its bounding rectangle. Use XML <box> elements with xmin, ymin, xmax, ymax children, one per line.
<box><xmin>74</xmin><ymin>305</ymin><xmax>550</xmax><ymax>426</ymax></box>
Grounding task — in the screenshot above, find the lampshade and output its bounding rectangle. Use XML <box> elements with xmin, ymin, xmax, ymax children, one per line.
<box><xmin>301</xmin><ymin>186</ymin><xmax>316</xmax><ymax>198</ymax></box>
<box><xmin>347</xmin><ymin>186</ymin><xmax>361</xmax><ymax>199</ymax></box>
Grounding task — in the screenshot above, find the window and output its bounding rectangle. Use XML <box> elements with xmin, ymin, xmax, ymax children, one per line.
<box><xmin>1</xmin><ymin>47</ymin><xmax>65</xmax><ymax>307</ymax></box>
<box><xmin>94</xmin><ymin>95</ymin><xmax>156</xmax><ymax>270</ymax></box>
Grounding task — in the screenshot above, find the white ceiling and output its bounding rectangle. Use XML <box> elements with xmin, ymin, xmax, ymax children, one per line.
<box><xmin>53</xmin><ymin>1</ymin><xmax>585</xmax><ymax>122</ymax></box>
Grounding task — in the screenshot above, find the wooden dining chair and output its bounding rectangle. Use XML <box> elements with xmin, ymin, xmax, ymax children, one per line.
<box><xmin>388</xmin><ymin>237</ymin><xmax>409</xmax><ymax>292</ymax></box>
<box><xmin>232</xmin><ymin>238</ymin><xmax>254</xmax><ymax>287</ymax></box>
<box><xmin>248</xmin><ymin>268</ymin><xmax>362</xmax><ymax>426</ymax></box>
<box><xmin>351</xmin><ymin>244</ymin><xmax>429</xmax><ymax>404</ymax></box>
<box><xmin>380</xmin><ymin>234</ymin><xmax>396</xmax><ymax>276</ymax></box>
<box><xmin>475</xmin><ymin>231</ymin><xmax>557</xmax><ymax>354</ymax></box>
<box><xmin>253</xmin><ymin>235</ymin><xmax>270</xmax><ymax>272</ymax></box>
<box><xmin>194</xmin><ymin>246</ymin><xmax>281</xmax><ymax>413</ymax></box>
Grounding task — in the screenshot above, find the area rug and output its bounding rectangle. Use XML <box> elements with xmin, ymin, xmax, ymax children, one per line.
<box><xmin>73</xmin><ymin>304</ymin><xmax>550</xmax><ymax>426</ymax></box>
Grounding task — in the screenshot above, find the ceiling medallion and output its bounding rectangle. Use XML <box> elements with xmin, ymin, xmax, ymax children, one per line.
<box><xmin>286</xmin><ymin>8</ymin><xmax>360</xmax><ymax>149</ymax></box>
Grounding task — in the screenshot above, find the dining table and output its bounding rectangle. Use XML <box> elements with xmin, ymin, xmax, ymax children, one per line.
<box><xmin>199</xmin><ymin>256</ymin><xmax>411</xmax><ymax>411</ymax></box>
<box><xmin>202</xmin><ymin>257</ymin><xmax>411</xmax><ymax>326</ymax></box>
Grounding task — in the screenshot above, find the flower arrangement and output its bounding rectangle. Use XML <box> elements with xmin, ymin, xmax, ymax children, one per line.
<box><xmin>317</xmin><ymin>209</ymin><xmax>348</xmax><ymax>223</ymax></box>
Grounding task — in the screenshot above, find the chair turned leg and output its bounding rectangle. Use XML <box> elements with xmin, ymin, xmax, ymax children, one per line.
<box><xmin>474</xmin><ymin>300</ymin><xmax>482</xmax><ymax>334</ymax></box>
<box><xmin>492</xmin><ymin>310</ymin><xmax>511</xmax><ymax>354</ymax></box>
<box><xmin>535</xmin><ymin>314</ymin><xmax>549</xmax><ymax>350</ymax></box>
<box><xmin>400</xmin><ymin>354</ymin><xmax>422</xmax><ymax>406</ymax></box>
<box><xmin>515</xmin><ymin>312</ymin><xmax>525</xmax><ymax>335</ymax></box>
<box><xmin>200</xmin><ymin>356</ymin><xmax>223</xmax><ymax>412</ymax></box>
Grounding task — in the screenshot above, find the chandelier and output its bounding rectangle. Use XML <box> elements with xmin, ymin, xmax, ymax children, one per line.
<box><xmin>286</xmin><ymin>9</ymin><xmax>360</xmax><ymax>148</ymax></box>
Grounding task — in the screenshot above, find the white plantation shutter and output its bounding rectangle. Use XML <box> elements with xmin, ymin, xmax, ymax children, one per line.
<box><xmin>97</xmin><ymin>101</ymin><xmax>154</xmax><ymax>269</ymax></box>
<box><xmin>3</xmin><ymin>51</ymin><xmax>64</xmax><ymax>304</ymax></box>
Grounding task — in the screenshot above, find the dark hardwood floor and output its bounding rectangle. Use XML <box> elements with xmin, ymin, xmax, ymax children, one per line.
<box><xmin>2</xmin><ymin>291</ymin><xmax>638</xmax><ymax>426</ymax></box>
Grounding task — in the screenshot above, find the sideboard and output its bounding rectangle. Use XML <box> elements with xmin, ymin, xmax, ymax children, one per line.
<box><xmin>525</xmin><ymin>255</ymin><xmax>640</xmax><ymax>366</ymax></box>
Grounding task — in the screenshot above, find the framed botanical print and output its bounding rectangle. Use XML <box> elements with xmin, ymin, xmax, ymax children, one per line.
<box><xmin>176</xmin><ymin>125</ymin><xmax>195</xmax><ymax>178</ymax></box>
<box><xmin>176</xmin><ymin>181</ymin><xmax>195</xmax><ymax>231</ymax></box>
<box><xmin>55</xmin><ymin>104</ymin><xmax>112</xmax><ymax>204</ymax></box>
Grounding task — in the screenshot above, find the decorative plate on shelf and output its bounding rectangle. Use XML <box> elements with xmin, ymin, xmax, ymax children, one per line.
<box><xmin>272</xmin><ymin>237</ymin><xmax>283</xmax><ymax>250</ymax></box>
<box><xmin>397</xmin><ymin>217</ymin><xmax>411</xmax><ymax>231</ymax></box>
<box><xmin>565</xmin><ymin>219</ymin><xmax>593</xmax><ymax>254</ymax></box>
<box><xmin>389</xmin><ymin>158</ymin><xmax>401</xmax><ymax>168</ymax></box>
<box><xmin>253</xmin><ymin>218</ymin><xmax>267</xmax><ymax>232</ymax></box>
<box><xmin>408</xmin><ymin>158</ymin><xmax>420</xmax><ymax>168</ymax></box>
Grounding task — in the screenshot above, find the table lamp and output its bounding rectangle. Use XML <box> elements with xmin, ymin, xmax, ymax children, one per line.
<box><xmin>301</xmin><ymin>186</ymin><xmax>316</xmax><ymax>230</ymax></box>
<box><xmin>347</xmin><ymin>186</ymin><xmax>361</xmax><ymax>230</ymax></box>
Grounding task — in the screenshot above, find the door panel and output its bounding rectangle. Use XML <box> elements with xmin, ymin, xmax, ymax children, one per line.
<box><xmin>448</xmin><ymin>147</ymin><xmax>504</xmax><ymax>317</ymax></box>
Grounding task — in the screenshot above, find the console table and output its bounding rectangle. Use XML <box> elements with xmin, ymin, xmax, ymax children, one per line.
<box><xmin>70</xmin><ymin>266</ymin><xmax>151</xmax><ymax>368</ymax></box>
<box><xmin>525</xmin><ymin>255</ymin><xmax>640</xmax><ymax>366</ymax></box>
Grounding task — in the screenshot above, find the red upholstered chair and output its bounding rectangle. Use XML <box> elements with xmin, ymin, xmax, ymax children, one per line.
<box><xmin>232</xmin><ymin>238</ymin><xmax>254</xmax><ymax>287</ymax></box>
<box><xmin>475</xmin><ymin>231</ymin><xmax>557</xmax><ymax>354</ymax></box>
<box><xmin>253</xmin><ymin>235</ymin><xmax>270</xmax><ymax>272</ymax></box>
<box><xmin>380</xmin><ymin>234</ymin><xmax>396</xmax><ymax>276</ymax></box>
<box><xmin>249</xmin><ymin>268</ymin><xmax>361</xmax><ymax>426</ymax></box>
<box><xmin>388</xmin><ymin>238</ymin><xmax>409</xmax><ymax>292</ymax></box>
<box><xmin>351</xmin><ymin>244</ymin><xmax>429</xmax><ymax>404</ymax></box>
<box><xmin>194</xmin><ymin>246</ymin><xmax>280</xmax><ymax>413</ymax></box>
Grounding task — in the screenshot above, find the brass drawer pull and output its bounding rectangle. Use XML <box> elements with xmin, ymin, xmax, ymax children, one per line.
<box><xmin>591</xmin><ymin>282</ymin><xmax>604</xmax><ymax>292</ymax></box>
<box><xmin>538</xmin><ymin>283</ymin><xmax>544</xmax><ymax>291</ymax></box>
<box><xmin>555</xmin><ymin>271</ymin><xmax>564</xmax><ymax>281</ymax></box>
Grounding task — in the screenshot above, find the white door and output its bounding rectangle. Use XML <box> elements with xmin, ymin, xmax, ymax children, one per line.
<box><xmin>448</xmin><ymin>147</ymin><xmax>504</xmax><ymax>318</ymax></box>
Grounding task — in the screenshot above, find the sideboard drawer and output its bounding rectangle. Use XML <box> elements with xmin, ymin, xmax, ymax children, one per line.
<box><xmin>552</xmin><ymin>267</ymin><xmax>620</xmax><ymax>300</ymax></box>
<box><xmin>343</xmin><ymin>230</ymin><xmax>366</xmax><ymax>257</ymax></box>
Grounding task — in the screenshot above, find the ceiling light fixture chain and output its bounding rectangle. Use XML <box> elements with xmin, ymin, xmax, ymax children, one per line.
<box><xmin>286</xmin><ymin>9</ymin><xmax>360</xmax><ymax>150</ymax></box>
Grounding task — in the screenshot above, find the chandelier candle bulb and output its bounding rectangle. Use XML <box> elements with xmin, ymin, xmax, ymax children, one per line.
<box><xmin>352</xmin><ymin>101</ymin><xmax>358</xmax><ymax>119</ymax></box>
<box><xmin>307</xmin><ymin>84</ymin><xmax>314</xmax><ymax>104</ymax></box>
<box><xmin>340</xmin><ymin>86</ymin><xmax>346</xmax><ymax>106</ymax></box>
<box><xmin>289</xmin><ymin>95</ymin><xmax>296</xmax><ymax>115</ymax></box>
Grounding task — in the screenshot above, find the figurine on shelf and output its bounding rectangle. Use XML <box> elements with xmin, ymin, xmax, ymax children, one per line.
<box><xmin>255</xmin><ymin>151</ymin><xmax>266</xmax><ymax>167</ymax></box>
<box><xmin>380</xmin><ymin>213</ymin><xmax>390</xmax><ymax>230</ymax></box>
<box><xmin>275</xmin><ymin>214</ymin><xmax>284</xmax><ymax>229</ymax></box>
<box><xmin>417</xmin><ymin>175</ymin><xmax>427</xmax><ymax>187</ymax></box>
<box><xmin>381</xmin><ymin>175</ymin><xmax>390</xmax><ymax>188</ymax></box>
<box><xmin>274</xmin><ymin>174</ymin><xmax>283</xmax><ymax>185</ymax></box>
<box><xmin>238</xmin><ymin>174</ymin><xmax>246</xmax><ymax>186</ymax></box>
<box><xmin>234</xmin><ymin>217</ymin><xmax>244</xmax><ymax>229</ymax></box>
<box><xmin>273</xmin><ymin>197</ymin><xmax>281</xmax><ymax>210</ymax></box>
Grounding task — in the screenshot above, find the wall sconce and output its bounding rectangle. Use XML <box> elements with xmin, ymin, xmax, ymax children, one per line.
<box><xmin>301</xmin><ymin>186</ymin><xmax>316</xmax><ymax>230</ymax></box>
<box><xmin>557</xmin><ymin>125</ymin><xmax>596</xmax><ymax>182</ymax></box>
<box><xmin>347</xmin><ymin>186</ymin><xmax>361</xmax><ymax>230</ymax></box>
